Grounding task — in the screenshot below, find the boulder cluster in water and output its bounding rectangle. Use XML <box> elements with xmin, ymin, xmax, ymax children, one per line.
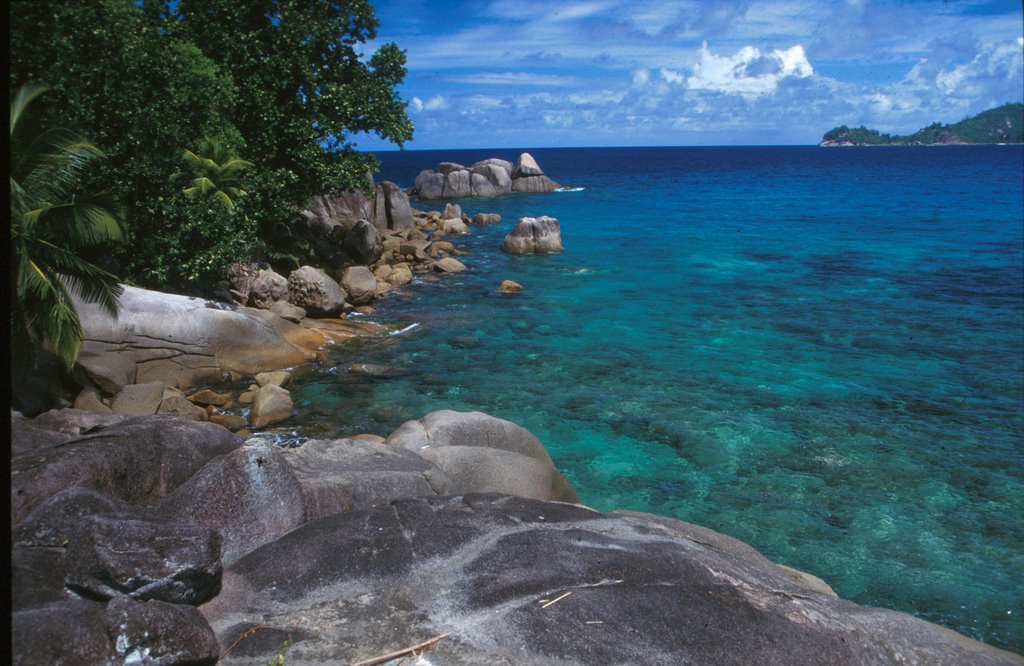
<box><xmin>414</xmin><ymin>152</ymin><xmax>560</xmax><ymax>200</ymax></box>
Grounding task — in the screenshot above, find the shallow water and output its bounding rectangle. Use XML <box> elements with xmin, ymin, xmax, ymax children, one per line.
<box><xmin>284</xmin><ymin>146</ymin><xmax>1023</xmax><ymax>650</ymax></box>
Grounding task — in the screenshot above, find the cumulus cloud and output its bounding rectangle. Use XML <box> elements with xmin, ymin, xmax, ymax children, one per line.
<box><xmin>686</xmin><ymin>43</ymin><xmax>814</xmax><ymax>98</ymax></box>
<box><xmin>409</xmin><ymin>97</ymin><xmax>424</xmax><ymax>113</ymax></box>
<box><xmin>423</xmin><ymin>95</ymin><xmax>449</xmax><ymax>111</ymax></box>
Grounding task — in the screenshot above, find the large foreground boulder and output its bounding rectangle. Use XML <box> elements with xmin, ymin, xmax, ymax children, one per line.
<box><xmin>503</xmin><ymin>216</ymin><xmax>564</xmax><ymax>254</ymax></box>
<box><xmin>202</xmin><ymin>493</ymin><xmax>1023</xmax><ymax>666</ymax></box>
<box><xmin>287</xmin><ymin>265</ymin><xmax>347</xmax><ymax>318</ymax></box>
<box><xmin>387</xmin><ymin>410</ymin><xmax>577</xmax><ymax>503</ymax></box>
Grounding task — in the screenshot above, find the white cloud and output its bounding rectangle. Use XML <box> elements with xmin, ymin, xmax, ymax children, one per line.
<box><xmin>409</xmin><ymin>97</ymin><xmax>424</xmax><ymax>112</ymax></box>
<box><xmin>424</xmin><ymin>95</ymin><xmax>449</xmax><ymax>111</ymax></box>
<box><xmin>685</xmin><ymin>43</ymin><xmax>814</xmax><ymax>98</ymax></box>
<box><xmin>446</xmin><ymin>72</ymin><xmax>577</xmax><ymax>87</ymax></box>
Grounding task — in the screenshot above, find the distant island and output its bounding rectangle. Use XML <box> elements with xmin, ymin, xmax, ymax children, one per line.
<box><xmin>819</xmin><ymin>102</ymin><xmax>1023</xmax><ymax>146</ymax></box>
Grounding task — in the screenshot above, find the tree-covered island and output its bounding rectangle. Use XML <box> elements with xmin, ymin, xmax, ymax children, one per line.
<box><xmin>820</xmin><ymin>102</ymin><xmax>1023</xmax><ymax>146</ymax></box>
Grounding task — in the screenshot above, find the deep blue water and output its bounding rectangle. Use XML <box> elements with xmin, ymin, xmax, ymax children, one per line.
<box><xmin>287</xmin><ymin>146</ymin><xmax>1024</xmax><ymax>650</ymax></box>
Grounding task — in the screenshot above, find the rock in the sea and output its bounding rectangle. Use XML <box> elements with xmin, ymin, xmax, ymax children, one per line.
<box><xmin>503</xmin><ymin>216</ymin><xmax>563</xmax><ymax>254</ymax></box>
<box><xmin>287</xmin><ymin>265</ymin><xmax>347</xmax><ymax>318</ymax></box>
<box><xmin>414</xmin><ymin>169</ymin><xmax>445</xmax><ymax>200</ymax></box>
<box><xmin>386</xmin><ymin>410</ymin><xmax>577</xmax><ymax>503</ymax></box>
<box><xmin>470</xmin><ymin>163</ymin><xmax>513</xmax><ymax>197</ymax></box>
<box><xmin>249</xmin><ymin>384</ymin><xmax>293</xmax><ymax>427</ymax></box>
<box><xmin>387</xmin><ymin>263</ymin><xmax>414</xmax><ymax>286</ymax></box>
<box><xmin>513</xmin><ymin>152</ymin><xmax>544</xmax><ymax>177</ymax></box>
<box><xmin>254</xmin><ymin>370</ymin><xmax>291</xmax><ymax>388</ymax></box>
<box><xmin>499</xmin><ymin>279</ymin><xmax>523</xmax><ymax>293</ymax></box>
<box><xmin>110</xmin><ymin>382</ymin><xmax>165</xmax><ymax>416</ymax></box>
<box><xmin>250</xmin><ymin>268</ymin><xmax>289</xmax><ymax>309</ymax></box>
<box><xmin>435</xmin><ymin>257</ymin><xmax>468</xmax><ymax>273</ymax></box>
<box><xmin>472</xmin><ymin>212</ymin><xmax>502</xmax><ymax>225</ymax></box>
<box><xmin>443</xmin><ymin>203</ymin><xmax>463</xmax><ymax>219</ymax></box>
<box><xmin>414</xmin><ymin>153</ymin><xmax>556</xmax><ymax>200</ymax></box>
<box><xmin>342</xmin><ymin>265</ymin><xmax>378</xmax><ymax>305</ymax></box>
<box><xmin>202</xmin><ymin>493</ymin><xmax>1022</xmax><ymax>666</ymax></box>
<box><xmin>441</xmin><ymin>217</ymin><xmax>469</xmax><ymax>234</ymax></box>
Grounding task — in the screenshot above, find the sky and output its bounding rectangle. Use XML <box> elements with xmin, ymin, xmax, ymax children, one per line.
<box><xmin>353</xmin><ymin>0</ymin><xmax>1024</xmax><ymax>149</ymax></box>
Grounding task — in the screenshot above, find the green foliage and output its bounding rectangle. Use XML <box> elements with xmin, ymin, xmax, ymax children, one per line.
<box><xmin>261</xmin><ymin>639</ymin><xmax>291</xmax><ymax>666</ymax></box>
<box><xmin>10</xmin><ymin>84</ymin><xmax>125</xmax><ymax>369</ymax></box>
<box><xmin>172</xmin><ymin>136</ymin><xmax>254</xmax><ymax>210</ymax></box>
<box><xmin>10</xmin><ymin>0</ymin><xmax>413</xmax><ymax>293</ymax></box>
<box><xmin>822</xmin><ymin>103</ymin><xmax>1024</xmax><ymax>146</ymax></box>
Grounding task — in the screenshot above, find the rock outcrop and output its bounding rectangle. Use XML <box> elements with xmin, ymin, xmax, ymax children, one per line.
<box><xmin>11</xmin><ymin>411</ymin><xmax>1022</xmax><ymax>666</ymax></box>
<box><xmin>504</xmin><ymin>216</ymin><xmax>564</xmax><ymax>254</ymax></box>
<box><xmin>414</xmin><ymin>152</ymin><xmax>559</xmax><ymax>200</ymax></box>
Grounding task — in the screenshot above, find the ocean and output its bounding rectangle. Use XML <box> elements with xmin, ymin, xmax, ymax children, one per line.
<box><xmin>284</xmin><ymin>146</ymin><xmax>1024</xmax><ymax>651</ymax></box>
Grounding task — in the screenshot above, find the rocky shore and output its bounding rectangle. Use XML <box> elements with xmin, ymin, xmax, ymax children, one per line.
<box><xmin>10</xmin><ymin>159</ymin><xmax>1024</xmax><ymax>664</ymax></box>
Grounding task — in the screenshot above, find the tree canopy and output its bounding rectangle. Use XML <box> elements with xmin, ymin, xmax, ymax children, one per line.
<box><xmin>9</xmin><ymin>0</ymin><xmax>413</xmax><ymax>292</ymax></box>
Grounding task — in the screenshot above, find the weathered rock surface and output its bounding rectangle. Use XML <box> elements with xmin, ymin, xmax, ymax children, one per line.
<box><xmin>11</xmin><ymin>415</ymin><xmax>241</xmax><ymax>523</ymax></box>
<box><xmin>154</xmin><ymin>443</ymin><xmax>306</xmax><ymax>566</ymax></box>
<box><xmin>435</xmin><ymin>257</ymin><xmax>468</xmax><ymax>273</ymax></box>
<box><xmin>472</xmin><ymin>212</ymin><xmax>502</xmax><ymax>225</ymax></box>
<box><xmin>386</xmin><ymin>410</ymin><xmax>577</xmax><ymax>503</ymax></box>
<box><xmin>287</xmin><ymin>265</ymin><xmax>347</xmax><ymax>318</ymax></box>
<box><xmin>110</xmin><ymin>381</ymin><xmax>165</xmax><ymax>416</ymax></box>
<box><xmin>374</xmin><ymin>180</ymin><xmax>415</xmax><ymax>231</ymax></box>
<box><xmin>250</xmin><ymin>268</ymin><xmax>289</xmax><ymax>309</ymax></box>
<box><xmin>499</xmin><ymin>279</ymin><xmax>524</xmax><ymax>293</ymax></box>
<box><xmin>74</xmin><ymin>284</ymin><xmax>344</xmax><ymax>393</ymax></box>
<box><xmin>342</xmin><ymin>265</ymin><xmax>378</xmax><ymax>305</ymax></box>
<box><xmin>202</xmin><ymin>493</ymin><xmax>1023</xmax><ymax>666</ymax></box>
<box><xmin>157</xmin><ymin>395</ymin><xmax>209</xmax><ymax>421</ymax></box>
<box><xmin>504</xmin><ymin>216</ymin><xmax>564</xmax><ymax>254</ymax></box>
<box><xmin>249</xmin><ymin>384</ymin><xmax>293</xmax><ymax>427</ymax></box>
<box><xmin>64</xmin><ymin>514</ymin><xmax>222</xmax><ymax>605</ymax></box>
<box><xmin>414</xmin><ymin>153</ymin><xmax>558</xmax><ymax>200</ymax></box>
<box><xmin>284</xmin><ymin>438</ymin><xmax>457</xmax><ymax>519</ymax></box>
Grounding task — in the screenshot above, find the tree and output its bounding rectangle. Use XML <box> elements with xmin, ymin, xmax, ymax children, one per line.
<box><xmin>163</xmin><ymin>0</ymin><xmax>414</xmax><ymax>199</ymax></box>
<box><xmin>10</xmin><ymin>84</ymin><xmax>125</xmax><ymax>369</ymax></box>
<box><xmin>172</xmin><ymin>136</ymin><xmax>254</xmax><ymax>210</ymax></box>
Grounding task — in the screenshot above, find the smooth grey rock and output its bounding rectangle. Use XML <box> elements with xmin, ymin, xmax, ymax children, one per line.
<box><xmin>29</xmin><ymin>407</ymin><xmax>128</xmax><ymax>437</ymax></box>
<box><xmin>251</xmin><ymin>269</ymin><xmax>289</xmax><ymax>309</ymax></box>
<box><xmin>72</xmin><ymin>386</ymin><xmax>111</xmax><ymax>413</ymax></box>
<box><xmin>445</xmin><ymin>169</ymin><xmax>473</xmax><ymax>198</ymax></box>
<box><xmin>202</xmin><ymin>494</ymin><xmax>1024</xmax><ymax>666</ymax></box>
<box><xmin>414</xmin><ymin>170</ymin><xmax>445</xmax><ymax>200</ymax></box>
<box><xmin>441</xmin><ymin>217</ymin><xmax>469</xmax><ymax>234</ymax></box>
<box><xmin>254</xmin><ymin>370</ymin><xmax>291</xmax><ymax>388</ymax></box>
<box><xmin>250</xmin><ymin>384</ymin><xmax>293</xmax><ymax>427</ymax></box>
<box><xmin>157</xmin><ymin>395</ymin><xmax>209</xmax><ymax>422</ymax></box>
<box><xmin>268</xmin><ymin>299</ymin><xmax>306</xmax><ymax>322</ymax></box>
<box><xmin>287</xmin><ymin>266</ymin><xmax>347</xmax><ymax>318</ymax></box>
<box><xmin>342</xmin><ymin>265</ymin><xmax>378</xmax><ymax>305</ymax></box>
<box><xmin>470</xmin><ymin>158</ymin><xmax>513</xmax><ymax>176</ymax></box>
<box><xmin>64</xmin><ymin>514</ymin><xmax>222</xmax><ymax>605</ymax></box>
<box><xmin>342</xmin><ymin>218</ymin><xmax>382</xmax><ymax>264</ymax></box>
<box><xmin>513</xmin><ymin>152</ymin><xmax>545</xmax><ymax>178</ymax></box>
<box><xmin>11</xmin><ymin>415</ymin><xmax>241</xmax><ymax>523</ymax></box>
<box><xmin>503</xmin><ymin>216</ymin><xmax>563</xmax><ymax>254</ymax></box>
<box><xmin>374</xmin><ymin>181</ymin><xmax>415</xmax><ymax>231</ymax></box>
<box><xmin>74</xmin><ymin>349</ymin><xmax>138</xmax><ymax>394</ymax></box>
<box><xmin>110</xmin><ymin>382</ymin><xmax>165</xmax><ymax>416</ymax></box>
<box><xmin>154</xmin><ymin>444</ymin><xmax>306</xmax><ymax>566</ymax></box>
<box><xmin>435</xmin><ymin>257</ymin><xmax>468</xmax><ymax>273</ymax></box>
<box><xmin>283</xmin><ymin>438</ymin><xmax>458</xmax><ymax>519</ymax></box>
<box><xmin>472</xmin><ymin>212</ymin><xmax>502</xmax><ymax>225</ymax></box>
<box><xmin>75</xmin><ymin>284</ymin><xmax>311</xmax><ymax>389</ymax></box>
<box><xmin>511</xmin><ymin>174</ymin><xmax>560</xmax><ymax>193</ymax></box>
<box><xmin>386</xmin><ymin>410</ymin><xmax>576</xmax><ymax>503</ymax></box>
<box><xmin>443</xmin><ymin>203</ymin><xmax>463</xmax><ymax>219</ymax></box>
<box><xmin>438</xmin><ymin>161</ymin><xmax>466</xmax><ymax>175</ymax></box>
<box><xmin>471</xmin><ymin>164</ymin><xmax>514</xmax><ymax>197</ymax></box>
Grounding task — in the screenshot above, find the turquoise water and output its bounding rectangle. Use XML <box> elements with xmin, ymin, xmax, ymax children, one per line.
<box><xmin>288</xmin><ymin>146</ymin><xmax>1024</xmax><ymax>650</ymax></box>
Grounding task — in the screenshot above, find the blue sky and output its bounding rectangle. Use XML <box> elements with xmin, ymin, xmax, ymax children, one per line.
<box><xmin>354</xmin><ymin>0</ymin><xmax>1024</xmax><ymax>149</ymax></box>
